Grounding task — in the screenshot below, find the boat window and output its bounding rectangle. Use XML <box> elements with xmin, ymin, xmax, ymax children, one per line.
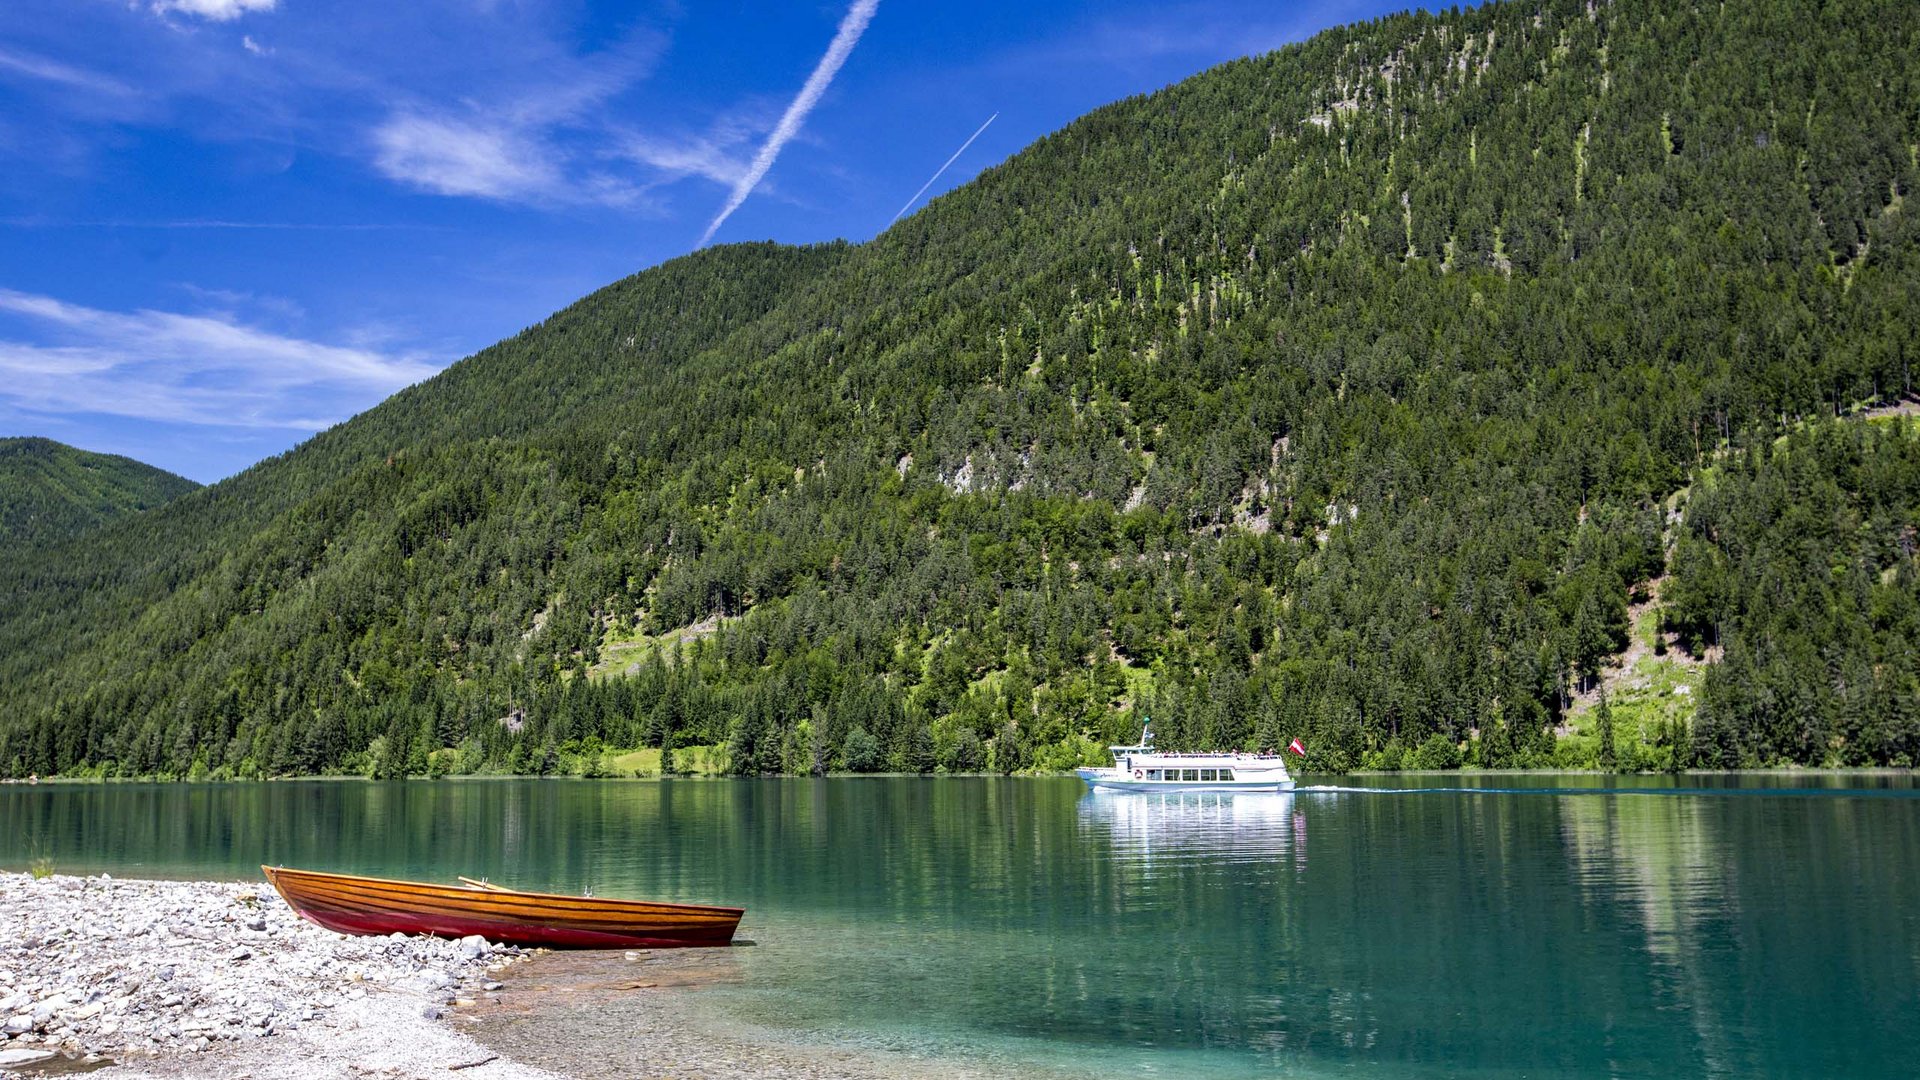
<box><xmin>1147</xmin><ymin>770</ymin><xmax>1160</xmax><ymax>780</ymax></box>
<box><xmin>1182</xmin><ymin>769</ymin><xmax>1198</xmax><ymax>782</ymax></box>
<box><xmin>1218</xmin><ymin>769</ymin><xmax>1234</xmax><ymax>781</ymax></box>
<box><xmin>1200</xmin><ymin>769</ymin><xmax>1215</xmax><ymax>782</ymax></box>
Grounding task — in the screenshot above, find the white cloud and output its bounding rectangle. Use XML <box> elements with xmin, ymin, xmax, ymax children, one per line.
<box><xmin>7</xmin><ymin>2</ymin><xmax>743</xmax><ymax>216</ymax></box>
<box><xmin>173</xmin><ymin>282</ymin><xmax>306</xmax><ymax>324</ymax></box>
<box><xmin>701</xmin><ymin>0</ymin><xmax>880</xmax><ymax>245</ymax></box>
<box><xmin>371</xmin><ymin>113</ymin><xmax>563</xmax><ymax>202</ymax></box>
<box><xmin>0</xmin><ymin>218</ymin><xmax>439</xmax><ymax>230</ymax></box>
<box><xmin>0</xmin><ymin>47</ymin><xmax>134</xmax><ymax>96</ymax></box>
<box><xmin>150</xmin><ymin>0</ymin><xmax>277</xmax><ymax>22</ymax></box>
<box><xmin>0</xmin><ymin>288</ymin><xmax>438</xmax><ymax>430</ymax></box>
<box><xmin>371</xmin><ymin>111</ymin><xmax>654</xmax><ymax>208</ymax></box>
<box><xmin>615</xmin><ymin>130</ymin><xmax>752</xmax><ymax>188</ymax></box>
<box><xmin>361</xmin><ymin>20</ymin><xmax>681</xmax><ymax>210</ymax></box>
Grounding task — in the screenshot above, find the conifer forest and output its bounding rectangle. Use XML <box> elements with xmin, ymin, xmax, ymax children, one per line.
<box><xmin>2</xmin><ymin>0</ymin><xmax>1916</xmax><ymax>779</ymax></box>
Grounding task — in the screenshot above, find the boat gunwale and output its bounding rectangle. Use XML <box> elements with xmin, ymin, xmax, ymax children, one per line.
<box><xmin>274</xmin><ymin>883</ymin><xmax>737</xmax><ymax>932</ymax></box>
<box><xmin>261</xmin><ymin>865</ymin><xmax>746</xmax><ymax>916</ymax></box>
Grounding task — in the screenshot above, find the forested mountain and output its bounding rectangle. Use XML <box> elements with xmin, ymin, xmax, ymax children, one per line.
<box><xmin>2</xmin><ymin>0</ymin><xmax>1916</xmax><ymax>779</ymax></box>
<box><xmin>0</xmin><ymin>438</ymin><xmax>199</xmax><ymax>549</ymax></box>
<box><xmin>1670</xmin><ymin>418</ymin><xmax>1920</xmax><ymax>766</ymax></box>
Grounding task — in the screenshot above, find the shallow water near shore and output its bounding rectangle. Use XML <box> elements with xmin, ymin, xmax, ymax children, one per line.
<box><xmin>4</xmin><ymin>774</ymin><xmax>1918</xmax><ymax>1078</ymax></box>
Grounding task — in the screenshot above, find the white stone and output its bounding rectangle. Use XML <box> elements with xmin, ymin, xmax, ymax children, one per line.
<box><xmin>2</xmin><ymin>871</ymin><xmax>546</xmax><ymax>1077</ymax></box>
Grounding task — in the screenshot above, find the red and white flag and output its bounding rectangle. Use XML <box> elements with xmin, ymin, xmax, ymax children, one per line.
<box><xmin>1287</xmin><ymin>738</ymin><xmax>1306</xmax><ymax>757</ymax></box>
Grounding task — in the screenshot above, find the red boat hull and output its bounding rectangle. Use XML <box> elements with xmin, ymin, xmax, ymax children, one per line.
<box><xmin>262</xmin><ymin>866</ymin><xmax>742</xmax><ymax>949</ymax></box>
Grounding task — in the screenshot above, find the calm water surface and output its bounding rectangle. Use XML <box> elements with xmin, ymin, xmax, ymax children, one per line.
<box><xmin>4</xmin><ymin>774</ymin><xmax>1917</xmax><ymax>1078</ymax></box>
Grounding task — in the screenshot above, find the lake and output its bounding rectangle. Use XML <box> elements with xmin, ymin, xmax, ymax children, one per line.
<box><xmin>4</xmin><ymin>774</ymin><xmax>1916</xmax><ymax>1077</ymax></box>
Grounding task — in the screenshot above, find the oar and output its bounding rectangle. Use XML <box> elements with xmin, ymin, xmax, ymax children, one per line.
<box><xmin>457</xmin><ymin>876</ymin><xmax>512</xmax><ymax>892</ymax></box>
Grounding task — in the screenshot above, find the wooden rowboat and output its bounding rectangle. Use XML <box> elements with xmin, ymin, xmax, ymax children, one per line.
<box><xmin>261</xmin><ymin>866</ymin><xmax>743</xmax><ymax>949</ymax></box>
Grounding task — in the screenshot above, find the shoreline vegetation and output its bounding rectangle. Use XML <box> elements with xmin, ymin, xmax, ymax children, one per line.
<box><xmin>4</xmin><ymin>763</ymin><xmax>1912</xmax><ymax>787</ymax></box>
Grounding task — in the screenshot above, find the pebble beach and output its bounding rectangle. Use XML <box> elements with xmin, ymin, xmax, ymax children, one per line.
<box><xmin>0</xmin><ymin>872</ymin><xmax>1021</xmax><ymax>1080</ymax></box>
<box><xmin>0</xmin><ymin>871</ymin><xmax>554</xmax><ymax>1080</ymax></box>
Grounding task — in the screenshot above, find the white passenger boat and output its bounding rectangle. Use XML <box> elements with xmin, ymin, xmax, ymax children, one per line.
<box><xmin>1075</xmin><ymin>723</ymin><xmax>1297</xmax><ymax>792</ymax></box>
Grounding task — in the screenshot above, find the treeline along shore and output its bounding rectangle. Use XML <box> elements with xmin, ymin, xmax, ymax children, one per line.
<box><xmin>2</xmin><ymin>0</ymin><xmax>1918</xmax><ymax>782</ymax></box>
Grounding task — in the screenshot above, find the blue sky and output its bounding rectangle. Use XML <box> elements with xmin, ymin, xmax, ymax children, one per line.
<box><xmin>0</xmin><ymin>0</ymin><xmax>1398</xmax><ymax>483</ymax></box>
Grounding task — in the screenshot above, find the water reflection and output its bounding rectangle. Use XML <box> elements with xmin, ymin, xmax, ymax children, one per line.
<box><xmin>1550</xmin><ymin>786</ymin><xmax>1920</xmax><ymax>1077</ymax></box>
<box><xmin>1075</xmin><ymin>790</ymin><xmax>1304</xmax><ymax>870</ymax></box>
<box><xmin>4</xmin><ymin>777</ymin><xmax>1918</xmax><ymax>1078</ymax></box>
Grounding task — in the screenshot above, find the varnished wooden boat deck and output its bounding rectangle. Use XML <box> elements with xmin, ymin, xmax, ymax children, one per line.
<box><xmin>262</xmin><ymin>866</ymin><xmax>743</xmax><ymax>949</ymax></box>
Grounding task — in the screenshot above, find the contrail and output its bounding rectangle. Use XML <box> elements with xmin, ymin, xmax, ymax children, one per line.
<box><xmin>699</xmin><ymin>0</ymin><xmax>880</xmax><ymax>247</ymax></box>
<box><xmin>890</xmin><ymin>111</ymin><xmax>997</xmax><ymax>225</ymax></box>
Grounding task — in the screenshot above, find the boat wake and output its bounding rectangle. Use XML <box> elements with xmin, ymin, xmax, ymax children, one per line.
<box><xmin>1294</xmin><ymin>783</ymin><xmax>1917</xmax><ymax>799</ymax></box>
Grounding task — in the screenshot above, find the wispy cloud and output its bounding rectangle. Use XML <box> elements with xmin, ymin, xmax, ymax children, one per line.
<box><xmin>891</xmin><ymin>111</ymin><xmax>996</xmax><ymax>225</ymax></box>
<box><xmin>0</xmin><ymin>216</ymin><xmax>442</xmax><ymax>230</ymax></box>
<box><xmin>3</xmin><ymin>4</ymin><xmax>760</xmax><ymax>218</ymax></box>
<box><xmin>361</xmin><ymin>23</ymin><xmax>672</xmax><ymax>209</ymax></box>
<box><xmin>172</xmin><ymin>282</ymin><xmax>306</xmax><ymax>324</ymax></box>
<box><xmin>614</xmin><ymin>128</ymin><xmax>753</xmax><ymax>188</ymax></box>
<box><xmin>372</xmin><ymin>111</ymin><xmax>659</xmax><ymax>209</ymax></box>
<box><xmin>700</xmin><ymin>0</ymin><xmax>880</xmax><ymax>246</ymax></box>
<box><xmin>0</xmin><ymin>47</ymin><xmax>134</xmax><ymax>97</ymax></box>
<box><xmin>371</xmin><ymin>113</ymin><xmax>568</xmax><ymax>202</ymax></box>
<box><xmin>150</xmin><ymin>0</ymin><xmax>277</xmax><ymax>22</ymax></box>
<box><xmin>0</xmin><ymin>288</ymin><xmax>438</xmax><ymax>430</ymax></box>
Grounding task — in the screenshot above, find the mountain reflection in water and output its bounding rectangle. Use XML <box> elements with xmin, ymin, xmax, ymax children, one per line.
<box><xmin>4</xmin><ymin>776</ymin><xmax>1916</xmax><ymax>1078</ymax></box>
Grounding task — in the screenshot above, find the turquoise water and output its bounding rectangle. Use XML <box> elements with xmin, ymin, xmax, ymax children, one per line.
<box><xmin>4</xmin><ymin>774</ymin><xmax>1917</xmax><ymax>1077</ymax></box>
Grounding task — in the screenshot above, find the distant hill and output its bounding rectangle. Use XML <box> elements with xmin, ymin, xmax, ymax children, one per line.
<box><xmin>1</xmin><ymin>0</ymin><xmax>1915</xmax><ymax>779</ymax></box>
<box><xmin>0</xmin><ymin>438</ymin><xmax>199</xmax><ymax>548</ymax></box>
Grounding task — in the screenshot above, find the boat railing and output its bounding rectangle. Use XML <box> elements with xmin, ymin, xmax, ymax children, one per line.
<box><xmin>1132</xmin><ymin>751</ymin><xmax>1291</xmax><ymax>760</ymax></box>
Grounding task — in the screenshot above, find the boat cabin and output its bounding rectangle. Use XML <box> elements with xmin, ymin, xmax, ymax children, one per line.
<box><xmin>1141</xmin><ymin>767</ymin><xmax>1235</xmax><ymax>782</ymax></box>
<box><xmin>1083</xmin><ymin>722</ymin><xmax>1293</xmax><ymax>790</ymax></box>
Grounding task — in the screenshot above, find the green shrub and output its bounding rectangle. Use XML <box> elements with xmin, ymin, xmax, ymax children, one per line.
<box><xmin>1410</xmin><ymin>733</ymin><xmax>1462</xmax><ymax>770</ymax></box>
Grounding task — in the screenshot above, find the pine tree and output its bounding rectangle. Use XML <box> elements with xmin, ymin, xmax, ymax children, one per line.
<box><xmin>1595</xmin><ymin>689</ymin><xmax>1617</xmax><ymax>772</ymax></box>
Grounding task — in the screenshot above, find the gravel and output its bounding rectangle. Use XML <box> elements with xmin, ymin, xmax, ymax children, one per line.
<box><xmin>1</xmin><ymin>872</ymin><xmax>1033</xmax><ymax>1080</ymax></box>
<box><xmin>0</xmin><ymin>872</ymin><xmax>555</xmax><ymax>1080</ymax></box>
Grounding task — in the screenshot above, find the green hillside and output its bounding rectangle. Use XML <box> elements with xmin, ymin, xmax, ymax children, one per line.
<box><xmin>2</xmin><ymin>0</ymin><xmax>1916</xmax><ymax>779</ymax></box>
<box><xmin>0</xmin><ymin>438</ymin><xmax>200</xmax><ymax>549</ymax></box>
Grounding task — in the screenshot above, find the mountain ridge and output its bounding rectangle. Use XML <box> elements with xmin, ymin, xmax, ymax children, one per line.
<box><xmin>0</xmin><ymin>437</ymin><xmax>200</xmax><ymax>550</ymax></box>
<box><xmin>2</xmin><ymin>0</ymin><xmax>1916</xmax><ymax>778</ymax></box>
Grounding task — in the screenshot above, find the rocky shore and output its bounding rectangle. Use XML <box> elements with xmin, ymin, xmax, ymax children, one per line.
<box><xmin>1</xmin><ymin>872</ymin><xmax>1031</xmax><ymax>1080</ymax></box>
<box><xmin>0</xmin><ymin>872</ymin><xmax>554</xmax><ymax>1079</ymax></box>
